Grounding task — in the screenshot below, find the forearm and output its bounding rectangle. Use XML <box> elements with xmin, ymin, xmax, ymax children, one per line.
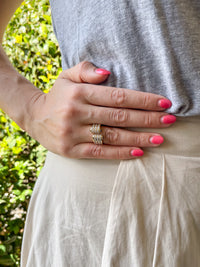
<box><xmin>0</xmin><ymin>0</ymin><xmax>23</xmax><ymax>43</ymax></box>
<box><xmin>0</xmin><ymin>44</ymin><xmax>44</xmax><ymax>131</ymax></box>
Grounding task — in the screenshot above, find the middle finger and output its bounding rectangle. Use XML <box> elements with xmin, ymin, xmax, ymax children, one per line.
<box><xmin>82</xmin><ymin>105</ymin><xmax>176</xmax><ymax>128</ymax></box>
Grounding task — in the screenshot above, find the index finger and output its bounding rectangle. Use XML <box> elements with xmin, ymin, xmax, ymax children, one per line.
<box><xmin>82</xmin><ymin>84</ymin><xmax>172</xmax><ymax>111</ymax></box>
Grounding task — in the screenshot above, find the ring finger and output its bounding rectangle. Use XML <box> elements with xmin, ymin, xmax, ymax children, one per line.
<box><xmin>78</xmin><ymin>125</ymin><xmax>164</xmax><ymax>147</ymax></box>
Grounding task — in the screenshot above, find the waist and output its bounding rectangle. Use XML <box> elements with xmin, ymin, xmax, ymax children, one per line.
<box><xmin>128</xmin><ymin>116</ymin><xmax>200</xmax><ymax>157</ymax></box>
<box><xmin>46</xmin><ymin>116</ymin><xmax>200</xmax><ymax>167</ymax></box>
<box><xmin>42</xmin><ymin>116</ymin><xmax>199</xmax><ymax>191</ymax></box>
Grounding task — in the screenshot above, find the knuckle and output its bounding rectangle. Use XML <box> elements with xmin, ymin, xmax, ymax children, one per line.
<box><xmin>57</xmin><ymin>124</ymin><xmax>73</xmax><ymax>145</ymax></box>
<box><xmin>63</xmin><ymin>103</ymin><xmax>77</xmax><ymax>119</ymax></box>
<box><xmin>116</xmin><ymin>149</ymin><xmax>124</xmax><ymax>159</ymax></box>
<box><xmin>60</xmin><ymin>124</ymin><xmax>73</xmax><ymax>137</ymax></box>
<box><xmin>144</xmin><ymin>113</ymin><xmax>153</xmax><ymax>127</ymax></box>
<box><xmin>142</xmin><ymin>94</ymin><xmax>152</xmax><ymax>109</ymax></box>
<box><xmin>69</xmin><ymin>84</ymin><xmax>83</xmax><ymax>100</ymax></box>
<box><xmin>86</xmin><ymin>145</ymin><xmax>103</xmax><ymax>158</ymax></box>
<box><xmin>109</xmin><ymin>109</ymin><xmax>128</xmax><ymax>125</ymax></box>
<box><xmin>135</xmin><ymin>134</ymin><xmax>147</xmax><ymax>146</ymax></box>
<box><xmin>104</xmin><ymin>128</ymin><xmax>119</xmax><ymax>144</ymax></box>
<box><xmin>79</xmin><ymin>60</ymin><xmax>90</xmax><ymax>71</ymax></box>
<box><xmin>87</xmin><ymin>107</ymin><xmax>96</xmax><ymax>121</ymax></box>
<box><xmin>111</xmin><ymin>88</ymin><xmax>126</xmax><ymax>106</ymax></box>
<box><xmin>78</xmin><ymin>61</ymin><xmax>91</xmax><ymax>82</ymax></box>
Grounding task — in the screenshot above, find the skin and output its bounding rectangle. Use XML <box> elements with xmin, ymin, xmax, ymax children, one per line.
<box><xmin>0</xmin><ymin>0</ymin><xmax>176</xmax><ymax>160</ymax></box>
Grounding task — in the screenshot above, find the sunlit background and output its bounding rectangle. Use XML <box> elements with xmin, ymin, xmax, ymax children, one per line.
<box><xmin>0</xmin><ymin>0</ymin><xmax>61</xmax><ymax>265</ymax></box>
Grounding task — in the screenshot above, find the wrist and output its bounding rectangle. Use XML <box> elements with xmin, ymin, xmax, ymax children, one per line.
<box><xmin>2</xmin><ymin>72</ymin><xmax>44</xmax><ymax>133</ymax></box>
<box><xmin>0</xmin><ymin>45</ymin><xmax>45</xmax><ymax>135</ymax></box>
<box><xmin>21</xmin><ymin>77</ymin><xmax>45</xmax><ymax>135</ymax></box>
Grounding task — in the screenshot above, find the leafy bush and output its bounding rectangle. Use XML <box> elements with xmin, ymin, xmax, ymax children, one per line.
<box><xmin>0</xmin><ymin>0</ymin><xmax>61</xmax><ymax>265</ymax></box>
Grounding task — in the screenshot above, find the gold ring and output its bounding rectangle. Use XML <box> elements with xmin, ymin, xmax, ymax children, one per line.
<box><xmin>90</xmin><ymin>124</ymin><xmax>102</xmax><ymax>134</ymax></box>
<box><xmin>92</xmin><ymin>134</ymin><xmax>103</xmax><ymax>145</ymax></box>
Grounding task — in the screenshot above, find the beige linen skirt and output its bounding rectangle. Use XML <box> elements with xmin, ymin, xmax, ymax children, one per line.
<box><xmin>21</xmin><ymin>116</ymin><xmax>200</xmax><ymax>267</ymax></box>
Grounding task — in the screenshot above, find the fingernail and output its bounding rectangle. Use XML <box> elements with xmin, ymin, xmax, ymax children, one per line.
<box><xmin>161</xmin><ymin>115</ymin><xmax>176</xmax><ymax>124</ymax></box>
<box><xmin>131</xmin><ymin>149</ymin><xmax>144</xmax><ymax>157</ymax></box>
<box><xmin>150</xmin><ymin>135</ymin><xmax>164</xmax><ymax>145</ymax></box>
<box><xmin>158</xmin><ymin>99</ymin><xmax>172</xmax><ymax>109</ymax></box>
<box><xmin>95</xmin><ymin>68</ymin><xmax>111</xmax><ymax>75</ymax></box>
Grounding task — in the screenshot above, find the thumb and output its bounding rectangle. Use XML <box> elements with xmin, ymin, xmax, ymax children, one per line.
<box><xmin>60</xmin><ymin>61</ymin><xmax>111</xmax><ymax>84</ymax></box>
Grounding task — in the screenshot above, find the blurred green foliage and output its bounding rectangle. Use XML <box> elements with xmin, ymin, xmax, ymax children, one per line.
<box><xmin>0</xmin><ymin>0</ymin><xmax>61</xmax><ymax>265</ymax></box>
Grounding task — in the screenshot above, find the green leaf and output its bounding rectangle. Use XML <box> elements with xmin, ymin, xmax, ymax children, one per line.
<box><xmin>39</xmin><ymin>75</ymin><xmax>49</xmax><ymax>83</ymax></box>
<box><xmin>13</xmin><ymin>225</ymin><xmax>20</xmax><ymax>235</ymax></box>
<box><xmin>12</xmin><ymin>190</ymin><xmax>21</xmax><ymax>196</ymax></box>
<box><xmin>43</xmin><ymin>14</ymin><xmax>51</xmax><ymax>23</ymax></box>
<box><xmin>11</xmin><ymin>121</ymin><xmax>21</xmax><ymax>131</ymax></box>
<box><xmin>15</xmin><ymin>35</ymin><xmax>23</xmax><ymax>44</ymax></box>
<box><xmin>0</xmin><ymin>244</ymin><xmax>6</xmax><ymax>253</ymax></box>
<box><xmin>1</xmin><ymin>0</ymin><xmax>60</xmax><ymax>262</ymax></box>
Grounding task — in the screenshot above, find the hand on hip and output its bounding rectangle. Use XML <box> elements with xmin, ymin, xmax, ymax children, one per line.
<box><xmin>28</xmin><ymin>61</ymin><xmax>175</xmax><ymax>159</ymax></box>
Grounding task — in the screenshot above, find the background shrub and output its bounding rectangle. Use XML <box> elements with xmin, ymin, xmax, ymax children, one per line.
<box><xmin>0</xmin><ymin>0</ymin><xmax>61</xmax><ymax>265</ymax></box>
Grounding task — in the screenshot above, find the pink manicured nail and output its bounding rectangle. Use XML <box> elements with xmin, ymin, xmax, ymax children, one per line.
<box><xmin>150</xmin><ymin>135</ymin><xmax>164</xmax><ymax>145</ymax></box>
<box><xmin>158</xmin><ymin>99</ymin><xmax>172</xmax><ymax>109</ymax></box>
<box><xmin>95</xmin><ymin>68</ymin><xmax>111</xmax><ymax>75</ymax></box>
<box><xmin>161</xmin><ymin>115</ymin><xmax>176</xmax><ymax>124</ymax></box>
<box><xmin>131</xmin><ymin>149</ymin><xmax>144</xmax><ymax>157</ymax></box>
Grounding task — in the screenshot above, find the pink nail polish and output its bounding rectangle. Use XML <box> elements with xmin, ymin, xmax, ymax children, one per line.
<box><xmin>150</xmin><ymin>135</ymin><xmax>164</xmax><ymax>144</ymax></box>
<box><xmin>95</xmin><ymin>68</ymin><xmax>111</xmax><ymax>75</ymax></box>
<box><xmin>158</xmin><ymin>99</ymin><xmax>172</xmax><ymax>109</ymax></box>
<box><xmin>131</xmin><ymin>149</ymin><xmax>144</xmax><ymax>157</ymax></box>
<box><xmin>161</xmin><ymin>115</ymin><xmax>176</xmax><ymax>124</ymax></box>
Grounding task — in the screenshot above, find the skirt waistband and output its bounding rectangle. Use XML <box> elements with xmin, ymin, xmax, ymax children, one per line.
<box><xmin>46</xmin><ymin>115</ymin><xmax>200</xmax><ymax>173</ymax></box>
<box><xmin>128</xmin><ymin>116</ymin><xmax>200</xmax><ymax>157</ymax></box>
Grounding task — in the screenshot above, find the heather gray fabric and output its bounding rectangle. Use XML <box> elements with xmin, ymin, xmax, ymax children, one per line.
<box><xmin>49</xmin><ymin>0</ymin><xmax>200</xmax><ymax>116</ymax></box>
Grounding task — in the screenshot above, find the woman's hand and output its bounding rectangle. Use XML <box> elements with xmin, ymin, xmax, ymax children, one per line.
<box><xmin>27</xmin><ymin>61</ymin><xmax>175</xmax><ymax>159</ymax></box>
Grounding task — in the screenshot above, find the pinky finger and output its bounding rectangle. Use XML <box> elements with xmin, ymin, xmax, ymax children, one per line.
<box><xmin>71</xmin><ymin>143</ymin><xmax>144</xmax><ymax>160</ymax></box>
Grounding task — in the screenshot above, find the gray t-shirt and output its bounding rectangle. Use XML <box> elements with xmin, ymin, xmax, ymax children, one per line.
<box><xmin>50</xmin><ymin>0</ymin><xmax>200</xmax><ymax>116</ymax></box>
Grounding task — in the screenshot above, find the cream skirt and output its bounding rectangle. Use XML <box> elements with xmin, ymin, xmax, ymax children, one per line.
<box><xmin>21</xmin><ymin>116</ymin><xmax>200</xmax><ymax>267</ymax></box>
